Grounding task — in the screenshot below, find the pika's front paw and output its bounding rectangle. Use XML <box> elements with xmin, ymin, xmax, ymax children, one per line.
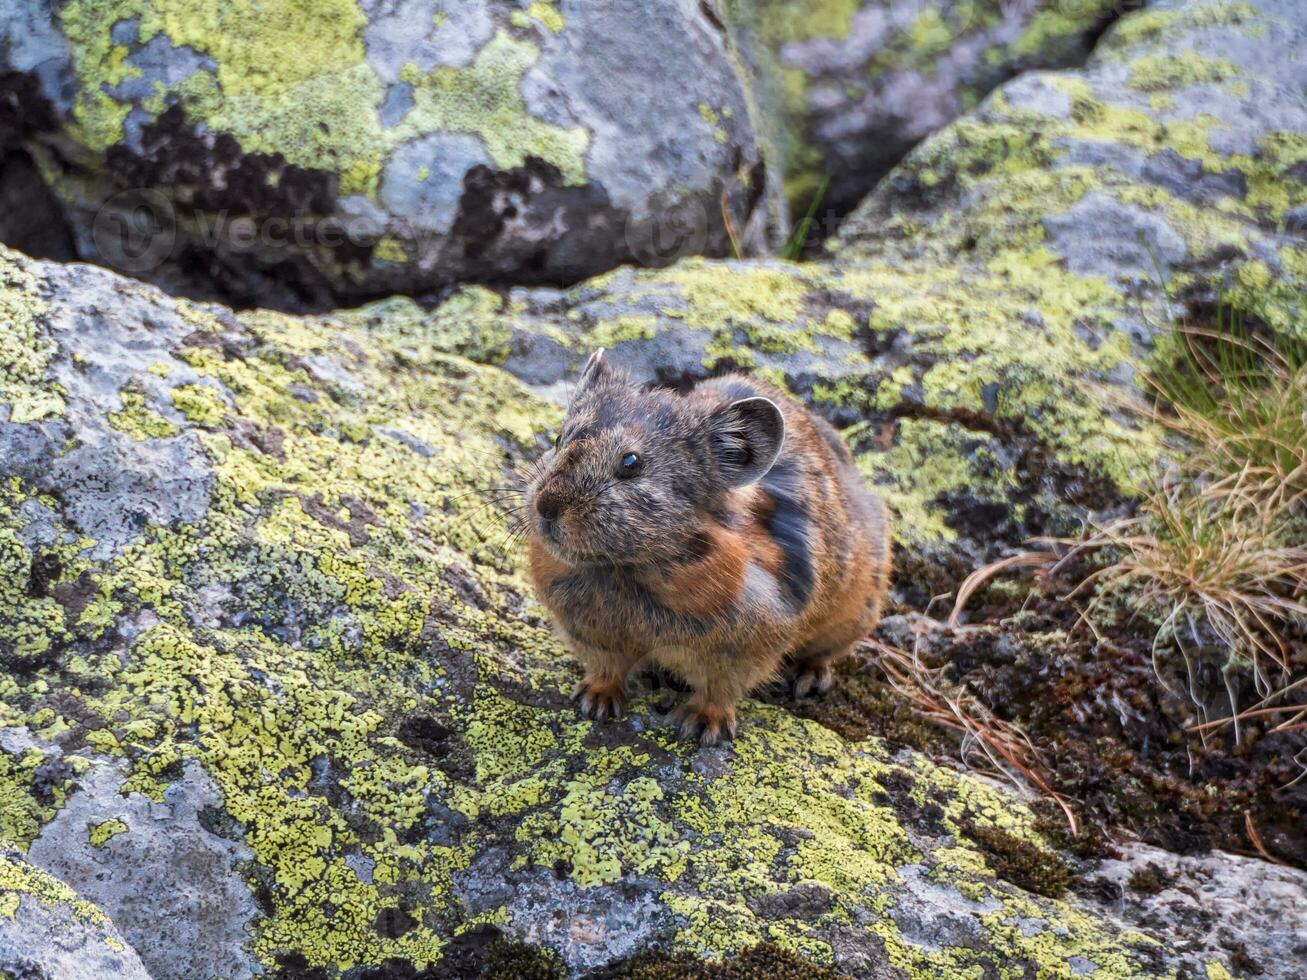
<box><xmin>666</xmin><ymin>701</ymin><xmax>737</xmax><ymax>747</ymax></box>
<box><xmin>791</xmin><ymin>660</ymin><xmax>835</xmax><ymax>699</ymax></box>
<box><xmin>573</xmin><ymin>675</ymin><xmax>626</xmax><ymax>721</ymax></box>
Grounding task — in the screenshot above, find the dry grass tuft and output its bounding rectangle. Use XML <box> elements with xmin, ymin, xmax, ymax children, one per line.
<box><xmin>860</xmin><ymin>626</ymin><xmax>1078</xmax><ymax>835</ymax></box>
<box><xmin>1073</xmin><ymin>317</ymin><xmax>1307</xmax><ymax>741</ymax></box>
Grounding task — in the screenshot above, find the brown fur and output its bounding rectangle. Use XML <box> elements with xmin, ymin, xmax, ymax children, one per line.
<box><xmin>526</xmin><ymin>352</ymin><xmax>892</xmax><ymax>745</ymax></box>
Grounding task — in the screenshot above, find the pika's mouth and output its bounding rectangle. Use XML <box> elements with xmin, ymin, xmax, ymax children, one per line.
<box><xmin>533</xmin><ymin>519</ymin><xmax>607</xmax><ymax>567</ymax></box>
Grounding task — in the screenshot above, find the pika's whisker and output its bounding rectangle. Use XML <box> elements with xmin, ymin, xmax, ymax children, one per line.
<box><xmin>445</xmin><ymin>487</ymin><xmax>526</xmax><ymax>503</ymax></box>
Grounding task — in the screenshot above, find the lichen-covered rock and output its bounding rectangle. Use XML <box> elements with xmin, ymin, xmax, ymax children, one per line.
<box><xmin>838</xmin><ymin>0</ymin><xmax>1307</xmax><ymax>335</ymax></box>
<box><xmin>1</xmin><ymin>0</ymin><xmax>764</xmax><ymax>307</ymax></box>
<box><xmin>0</xmin><ymin>846</ymin><xmax>151</xmax><ymax>980</ymax></box>
<box><xmin>3</xmin><ymin>1</ymin><xmax>1307</xmax><ymax>974</ymax></box>
<box><xmin>816</xmin><ymin>0</ymin><xmax>1307</xmax><ymax>579</ymax></box>
<box><xmin>722</xmin><ymin>0</ymin><xmax>1114</xmax><ymax>218</ymax></box>
<box><xmin>1087</xmin><ymin>841</ymin><xmax>1307</xmax><ymax>975</ymax></box>
<box><xmin>0</xmin><ymin>244</ymin><xmax>1282</xmax><ymax>977</ymax></box>
<box><xmin>27</xmin><ymin>757</ymin><xmax>264</xmax><ymax>979</ymax></box>
<box><xmin>377</xmin><ymin>0</ymin><xmax>1298</xmax><ymax>590</ymax></box>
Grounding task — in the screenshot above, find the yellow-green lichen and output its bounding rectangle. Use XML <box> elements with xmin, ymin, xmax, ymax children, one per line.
<box><xmin>517</xmin><ymin>753</ymin><xmax>690</xmax><ymax>887</ymax></box>
<box><xmin>0</xmin><ymin>852</ymin><xmax>114</xmax><ymax>931</ymax></box>
<box><xmin>584</xmin><ymin>315</ymin><xmax>659</xmax><ymax>349</ymax></box>
<box><xmin>0</xmin><ymin>525</ymin><xmax>72</xmax><ymax>667</ymax></box>
<box><xmin>88</xmin><ymin>817</ymin><xmax>129</xmax><ymax>847</ymax></box>
<box><xmin>1127</xmin><ymin>52</ymin><xmax>1239</xmax><ymax>92</ymax></box>
<box><xmin>58</xmin><ymin>5</ymin><xmax>586</xmax><ymax>198</ymax></box>
<box><xmin>526</xmin><ymin>1</ymin><xmax>564</xmax><ymax>34</ymax></box>
<box><xmin>170</xmin><ymin>383</ymin><xmax>228</xmax><ymax>426</ymax></box>
<box><xmin>0</xmin><ymin>252</ymin><xmax>62</xmax><ymax>424</ymax></box>
<box><xmin>1011</xmin><ymin>1</ymin><xmax>1113</xmax><ymax>59</ymax></box>
<box><xmin>345</xmin><ymin>287</ymin><xmax>515</xmax><ymax>366</ymax></box>
<box><xmin>396</xmin><ymin>32</ymin><xmax>587</xmax><ymax>186</ymax></box>
<box><xmin>0</xmin><ymin>746</ymin><xmax>69</xmax><ymax>848</ymax></box>
<box><xmin>109</xmin><ymin>387</ymin><xmax>179</xmax><ymax>440</ymax></box>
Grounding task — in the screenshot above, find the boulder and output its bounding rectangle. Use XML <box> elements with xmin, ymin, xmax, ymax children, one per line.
<box><xmin>723</xmin><ymin>0</ymin><xmax>1115</xmax><ymax>219</ymax></box>
<box><xmin>1</xmin><ymin>237</ymin><xmax>1302</xmax><ymax>977</ymax></box>
<box><xmin>1</xmin><ymin>0</ymin><xmax>765</xmax><ymax>308</ymax></box>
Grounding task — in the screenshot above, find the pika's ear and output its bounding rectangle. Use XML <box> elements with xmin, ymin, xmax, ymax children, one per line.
<box><xmin>708</xmin><ymin>396</ymin><xmax>785</xmax><ymax>486</ymax></box>
<box><xmin>574</xmin><ymin>348</ymin><xmax>614</xmax><ymax>396</ymax></box>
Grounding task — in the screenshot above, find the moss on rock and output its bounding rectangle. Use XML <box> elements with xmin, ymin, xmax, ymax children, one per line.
<box><xmin>966</xmin><ymin>824</ymin><xmax>1072</xmax><ymax>900</ymax></box>
<box><xmin>602</xmin><ymin>942</ymin><xmax>850</xmax><ymax>979</ymax></box>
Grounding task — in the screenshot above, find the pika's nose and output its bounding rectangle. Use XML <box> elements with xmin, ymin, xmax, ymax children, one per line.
<box><xmin>536</xmin><ymin>492</ymin><xmax>563</xmax><ymax>522</ymax></box>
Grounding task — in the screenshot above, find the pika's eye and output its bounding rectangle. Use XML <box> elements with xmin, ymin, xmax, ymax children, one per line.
<box><xmin>553</xmin><ymin>431</ymin><xmax>563</xmax><ymax>450</ymax></box>
<box><xmin>618</xmin><ymin>452</ymin><xmax>642</xmax><ymax>477</ymax></box>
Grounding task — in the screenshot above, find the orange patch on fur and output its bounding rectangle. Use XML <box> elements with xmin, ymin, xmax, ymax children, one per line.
<box><xmin>741</xmin><ymin>495</ymin><xmax>786</xmax><ymax>579</ymax></box>
<box><xmin>529</xmin><ymin>538</ymin><xmax>572</xmax><ymax>592</ymax></box>
<box><xmin>651</xmin><ymin>525</ymin><xmax>746</xmax><ymax>617</ymax></box>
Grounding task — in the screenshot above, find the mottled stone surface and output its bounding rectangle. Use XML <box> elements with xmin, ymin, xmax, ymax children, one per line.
<box><xmin>1</xmin><ymin>0</ymin><xmax>763</xmax><ymax>307</ymax></box>
<box><xmin>724</xmin><ymin>0</ymin><xmax>1114</xmax><ymax>219</ymax></box>
<box><xmin>0</xmin><ymin>847</ymin><xmax>152</xmax><ymax>980</ymax></box>
<box><xmin>0</xmin><ymin>244</ymin><xmax>1282</xmax><ymax>978</ymax></box>
<box><xmin>1088</xmin><ymin>841</ymin><xmax>1307</xmax><ymax>975</ymax></box>
<box><xmin>28</xmin><ymin>759</ymin><xmax>263</xmax><ymax>980</ymax></box>
<box><xmin>1</xmin><ymin>1</ymin><xmax>1306</xmax><ymax>976</ymax></box>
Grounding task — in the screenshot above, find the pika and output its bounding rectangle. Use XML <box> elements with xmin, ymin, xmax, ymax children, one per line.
<box><xmin>526</xmin><ymin>350</ymin><xmax>891</xmax><ymax>745</ymax></box>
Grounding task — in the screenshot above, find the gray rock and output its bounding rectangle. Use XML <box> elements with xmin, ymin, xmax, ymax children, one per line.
<box><xmin>361</xmin><ymin>0</ymin><xmax>493</xmax><ymax>78</ymax></box>
<box><xmin>5</xmin><ymin>0</ymin><xmax>763</xmax><ymax>307</ymax></box>
<box><xmin>1087</xmin><ymin>842</ymin><xmax>1307</xmax><ymax>980</ymax></box>
<box><xmin>29</xmin><ymin>760</ymin><xmax>263</xmax><ymax>980</ymax></box>
<box><xmin>0</xmin><ymin>0</ymin><xmax>72</xmax><ymax>116</ymax></box>
<box><xmin>108</xmin><ymin>35</ymin><xmax>215</xmax><ymax>104</ymax></box>
<box><xmin>377</xmin><ymin>82</ymin><xmax>414</xmax><ymax>129</ymax></box>
<box><xmin>0</xmin><ymin>261</ymin><xmax>215</xmax><ymax>558</ymax></box>
<box><xmin>724</xmin><ymin>0</ymin><xmax>1110</xmax><ymax>218</ymax></box>
<box><xmin>458</xmin><ymin>854</ymin><xmax>672</xmax><ymax>975</ymax></box>
<box><xmin>1043</xmin><ymin>192</ymin><xmax>1188</xmax><ymax>282</ymax></box>
<box><xmin>839</xmin><ymin>0</ymin><xmax>1307</xmax><ymax>342</ymax></box>
<box><xmin>379</xmin><ymin>132</ymin><xmax>493</xmax><ymax>237</ymax></box>
<box><xmin>0</xmin><ymin>850</ymin><xmax>152</xmax><ymax>980</ymax></box>
<box><xmin>1002</xmin><ymin>72</ymin><xmax>1074</xmax><ymax>121</ymax></box>
<box><xmin>1140</xmin><ymin>148</ymin><xmax>1247</xmax><ymax>205</ymax></box>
